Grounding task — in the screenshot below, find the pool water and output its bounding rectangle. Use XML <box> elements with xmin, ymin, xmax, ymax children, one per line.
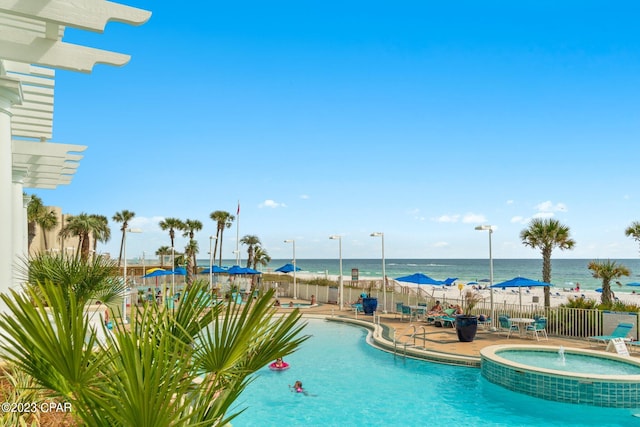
<box><xmin>497</xmin><ymin>350</ymin><xmax>640</xmax><ymax>375</ymax></box>
<box><xmin>232</xmin><ymin>319</ymin><xmax>639</xmax><ymax>426</ymax></box>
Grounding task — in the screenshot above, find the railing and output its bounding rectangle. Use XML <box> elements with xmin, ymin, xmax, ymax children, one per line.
<box><xmin>262</xmin><ymin>280</ymin><xmax>639</xmax><ymax>341</ymax></box>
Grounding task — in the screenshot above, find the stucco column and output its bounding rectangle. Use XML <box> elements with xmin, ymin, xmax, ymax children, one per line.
<box><xmin>0</xmin><ymin>76</ymin><xmax>23</xmax><ymax>312</ymax></box>
<box><xmin>12</xmin><ymin>169</ymin><xmax>27</xmax><ymax>286</ymax></box>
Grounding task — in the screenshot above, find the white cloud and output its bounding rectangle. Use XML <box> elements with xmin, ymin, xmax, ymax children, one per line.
<box><xmin>462</xmin><ymin>213</ymin><xmax>486</xmax><ymax>224</ymax></box>
<box><xmin>433</xmin><ymin>241</ymin><xmax>449</xmax><ymax>248</ymax></box>
<box><xmin>535</xmin><ymin>200</ymin><xmax>567</xmax><ymax>213</ymax></box>
<box><xmin>506</xmin><ymin>200</ymin><xmax>514</xmax><ymax>205</ymax></box>
<box><xmin>300</xmin><ymin>194</ymin><xmax>310</xmax><ymax>200</ymax></box>
<box><xmin>510</xmin><ymin>216</ymin><xmax>528</xmax><ymax>224</ymax></box>
<box><xmin>259</xmin><ymin>199</ymin><xmax>286</xmax><ymax>208</ymax></box>
<box><xmin>434</xmin><ymin>214</ymin><xmax>460</xmax><ymax>223</ymax></box>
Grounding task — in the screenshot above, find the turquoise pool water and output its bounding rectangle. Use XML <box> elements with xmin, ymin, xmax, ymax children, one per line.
<box><xmin>232</xmin><ymin>319</ymin><xmax>639</xmax><ymax>426</ymax></box>
<box><xmin>497</xmin><ymin>349</ymin><xmax>640</xmax><ymax>375</ymax></box>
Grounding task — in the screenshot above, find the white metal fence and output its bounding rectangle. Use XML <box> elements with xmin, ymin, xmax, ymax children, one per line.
<box><xmin>262</xmin><ymin>279</ymin><xmax>640</xmax><ymax>341</ymax></box>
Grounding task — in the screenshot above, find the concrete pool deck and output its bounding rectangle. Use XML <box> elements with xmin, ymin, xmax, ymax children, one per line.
<box><xmin>276</xmin><ymin>299</ymin><xmax>629</xmax><ymax>366</ymax></box>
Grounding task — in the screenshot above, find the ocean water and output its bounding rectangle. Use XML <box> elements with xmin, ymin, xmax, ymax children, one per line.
<box><xmin>198</xmin><ymin>258</ymin><xmax>640</xmax><ymax>294</ymax></box>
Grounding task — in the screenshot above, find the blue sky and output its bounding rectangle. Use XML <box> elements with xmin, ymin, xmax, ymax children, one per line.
<box><xmin>32</xmin><ymin>1</ymin><xmax>640</xmax><ymax>261</ymax></box>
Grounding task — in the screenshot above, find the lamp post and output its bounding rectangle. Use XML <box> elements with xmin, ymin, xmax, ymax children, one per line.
<box><xmin>141</xmin><ymin>251</ymin><xmax>146</xmax><ymax>288</ymax></box>
<box><xmin>370</xmin><ymin>232</ymin><xmax>387</xmax><ymax>314</ymax></box>
<box><xmin>284</xmin><ymin>239</ymin><xmax>296</xmax><ymax>299</ymax></box>
<box><xmin>475</xmin><ymin>225</ymin><xmax>494</xmax><ymax>327</ymax></box>
<box><xmin>209</xmin><ymin>236</ymin><xmax>217</xmax><ymax>291</ymax></box>
<box><xmin>122</xmin><ymin>227</ymin><xmax>142</xmax><ymax>324</ymax></box>
<box><xmin>329</xmin><ymin>235</ymin><xmax>343</xmax><ymax>310</ymax></box>
<box><xmin>170</xmin><ymin>246</ymin><xmax>175</xmax><ymax>308</ymax></box>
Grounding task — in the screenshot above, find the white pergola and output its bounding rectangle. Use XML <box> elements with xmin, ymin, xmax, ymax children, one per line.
<box><xmin>0</xmin><ymin>0</ymin><xmax>150</xmax><ymax>311</ymax></box>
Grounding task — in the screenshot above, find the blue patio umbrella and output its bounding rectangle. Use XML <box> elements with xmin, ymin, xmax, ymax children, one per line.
<box><xmin>596</xmin><ymin>288</ymin><xmax>603</xmax><ymax>293</ymax></box>
<box><xmin>227</xmin><ymin>265</ymin><xmax>255</xmax><ymax>275</ymax></box>
<box><xmin>627</xmin><ymin>282</ymin><xmax>640</xmax><ymax>287</ymax></box>
<box><xmin>275</xmin><ymin>263</ymin><xmax>301</xmax><ymax>273</ymax></box>
<box><xmin>442</xmin><ymin>277</ymin><xmax>458</xmax><ymax>286</ymax></box>
<box><xmin>491</xmin><ymin>276</ymin><xmax>552</xmax><ymax>309</ymax></box>
<box><xmin>142</xmin><ymin>269</ymin><xmax>172</xmax><ymax>278</ymax></box>
<box><xmin>199</xmin><ymin>265</ymin><xmax>228</xmax><ymax>274</ymax></box>
<box><xmin>395</xmin><ymin>273</ymin><xmax>443</xmax><ymax>285</ymax></box>
<box><xmin>173</xmin><ymin>267</ymin><xmax>187</xmax><ymax>276</ymax></box>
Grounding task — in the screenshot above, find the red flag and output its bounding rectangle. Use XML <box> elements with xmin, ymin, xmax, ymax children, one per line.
<box><xmin>237</xmin><ymin>202</ymin><xmax>240</xmax><ymax>215</ymax></box>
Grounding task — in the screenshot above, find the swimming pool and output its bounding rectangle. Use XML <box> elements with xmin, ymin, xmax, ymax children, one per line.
<box><xmin>232</xmin><ymin>319</ymin><xmax>638</xmax><ymax>426</ymax></box>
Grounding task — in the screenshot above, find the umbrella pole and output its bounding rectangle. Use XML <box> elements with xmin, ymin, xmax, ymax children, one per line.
<box><xmin>519</xmin><ymin>286</ymin><xmax>522</xmax><ymax>312</ymax></box>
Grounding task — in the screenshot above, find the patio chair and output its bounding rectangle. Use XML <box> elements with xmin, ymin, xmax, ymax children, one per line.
<box><xmin>525</xmin><ymin>317</ymin><xmax>548</xmax><ymax>341</ymax></box>
<box><xmin>587</xmin><ymin>322</ymin><xmax>633</xmax><ymax>347</ymax></box>
<box><xmin>395</xmin><ymin>302</ymin><xmax>404</xmax><ymax>319</ymax></box>
<box><xmin>351</xmin><ymin>303</ymin><xmax>364</xmax><ymax>314</ymax></box>
<box><xmin>498</xmin><ymin>315</ymin><xmax>519</xmax><ymax>338</ymax></box>
<box><xmin>401</xmin><ymin>305</ymin><xmax>412</xmax><ymax>322</ymax></box>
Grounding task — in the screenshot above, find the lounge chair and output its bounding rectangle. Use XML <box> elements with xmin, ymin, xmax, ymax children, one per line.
<box><xmin>525</xmin><ymin>317</ymin><xmax>548</xmax><ymax>341</ymax></box>
<box><xmin>431</xmin><ymin>308</ymin><xmax>456</xmax><ymax>328</ymax></box>
<box><xmin>427</xmin><ymin>308</ymin><xmax>456</xmax><ymax>325</ymax></box>
<box><xmin>498</xmin><ymin>315</ymin><xmax>519</xmax><ymax>338</ymax></box>
<box><xmin>587</xmin><ymin>322</ymin><xmax>633</xmax><ymax>347</ymax></box>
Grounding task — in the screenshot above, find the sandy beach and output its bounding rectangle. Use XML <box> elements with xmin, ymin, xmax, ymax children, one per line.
<box><xmin>292</xmin><ymin>272</ymin><xmax>640</xmax><ymax>308</ymax></box>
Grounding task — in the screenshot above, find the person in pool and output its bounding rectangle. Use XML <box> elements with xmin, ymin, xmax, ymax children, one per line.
<box><xmin>291</xmin><ymin>381</ymin><xmax>304</xmax><ymax>393</ymax></box>
<box><xmin>273</xmin><ymin>357</ymin><xmax>285</xmax><ymax>368</ymax></box>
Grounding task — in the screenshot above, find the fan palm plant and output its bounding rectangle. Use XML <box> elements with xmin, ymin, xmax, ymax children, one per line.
<box><xmin>588</xmin><ymin>259</ymin><xmax>630</xmax><ymax>305</ymax></box>
<box><xmin>210</xmin><ymin>211</ymin><xmax>235</xmax><ymax>267</ymax></box>
<box><xmin>0</xmin><ymin>274</ymin><xmax>308</xmax><ymax>426</ymax></box>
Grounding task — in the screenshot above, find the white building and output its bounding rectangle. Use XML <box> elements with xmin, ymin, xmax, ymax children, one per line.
<box><xmin>0</xmin><ymin>1</ymin><xmax>150</xmax><ymax>311</ymax></box>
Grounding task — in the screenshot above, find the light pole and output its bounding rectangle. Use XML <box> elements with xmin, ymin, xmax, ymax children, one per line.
<box><xmin>370</xmin><ymin>232</ymin><xmax>387</xmax><ymax>314</ymax></box>
<box><xmin>209</xmin><ymin>236</ymin><xmax>217</xmax><ymax>291</ymax></box>
<box><xmin>122</xmin><ymin>227</ymin><xmax>142</xmax><ymax>324</ymax></box>
<box><xmin>475</xmin><ymin>225</ymin><xmax>494</xmax><ymax>326</ymax></box>
<box><xmin>284</xmin><ymin>239</ymin><xmax>296</xmax><ymax>299</ymax></box>
<box><xmin>170</xmin><ymin>246</ymin><xmax>175</xmax><ymax>308</ymax></box>
<box><xmin>329</xmin><ymin>235</ymin><xmax>343</xmax><ymax>310</ymax></box>
<box><xmin>141</xmin><ymin>251</ymin><xmax>146</xmax><ymax>288</ymax></box>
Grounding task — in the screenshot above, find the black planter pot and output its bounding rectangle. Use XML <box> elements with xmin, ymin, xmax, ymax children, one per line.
<box><xmin>455</xmin><ymin>315</ymin><xmax>478</xmax><ymax>342</ymax></box>
<box><xmin>362</xmin><ymin>297</ymin><xmax>378</xmax><ymax>315</ymax></box>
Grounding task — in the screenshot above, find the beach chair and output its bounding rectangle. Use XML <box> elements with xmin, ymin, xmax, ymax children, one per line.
<box><xmin>498</xmin><ymin>315</ymin><xmax>519</xmax><ymax>338</ymax></box>
<box><xmin>587</xmin><ymin>322</ymin><xmax>633</xmax><ymax>347</ymax></box>
<box><xmin>525</xmin><ymin>317</ymin><xmax>548</xmax><ymax>341</ymax></box>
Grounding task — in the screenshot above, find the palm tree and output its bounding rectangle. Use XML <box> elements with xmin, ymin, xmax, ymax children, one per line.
<box><xmin>26</xmin><ymin>195</ymin><xmax>58</xmax><ymax>251</ymax></box>
<box><xmin>588</xmin><ymin>259</ymin><xmax>631</xmax><ymax>304</ymax></box>
<box><xmin>156</xmin><ymin>246</ymin><xmax>171</xmax><ymax>267</ymax></box>
<box><xmin>37</xmin><ymin>209</ymin><xmax>59</xmax><ymax>251</ymax></box>
<box><xmin>183</xmin><ymin>240</ymin><xmax>199</xmax><ymax>285</ymax></box>
<box><xmin>91</xmin><ymin>214</ymin><xmax>111</xmax><ymax>258</ymax></box>
<box><xmin>625</xmin><ymin>221</ymin><xmax>640</xmax><ymax>256</ymax></box>
<box><xmin>252</xmin><ymin>246</ymin><xmax>271</xmax><ymax>271</ymax></box>
<box><xmin>520</xmin><ymin>218</ymin><xmax>576</xmax><ymax>307</ymax></box>
<box><xmin>26</xmin><ymin>194</ymin><xmax>44</xmax><ymax>249</ymax></box>
<box><xmin>240</xmin><ymin>234</ymin><xmax>261</xmax><ymax>268</ymax></box>
<box><xmin>59</xmin><ymin>213</ymin><xmax>104</xmax><ymax>260</ymax></box>
<box><xmin>210</xmin><ymin>210</ymin><xmax>235</xmax><ymax>266</ymax></box>
<box><xmin>112</xmin><ymin>210</ymin><xmax>136</xmax><ymax>267</ymax></box>
<box><xmin>182</xmin><ymin>219</ymin><xmax>203</xmax><ymax>277</ymax></box>
<box><xmin>159</xmin><ymin>217</ymin><xmax>185</xmax><ymax>250</ymax></box>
